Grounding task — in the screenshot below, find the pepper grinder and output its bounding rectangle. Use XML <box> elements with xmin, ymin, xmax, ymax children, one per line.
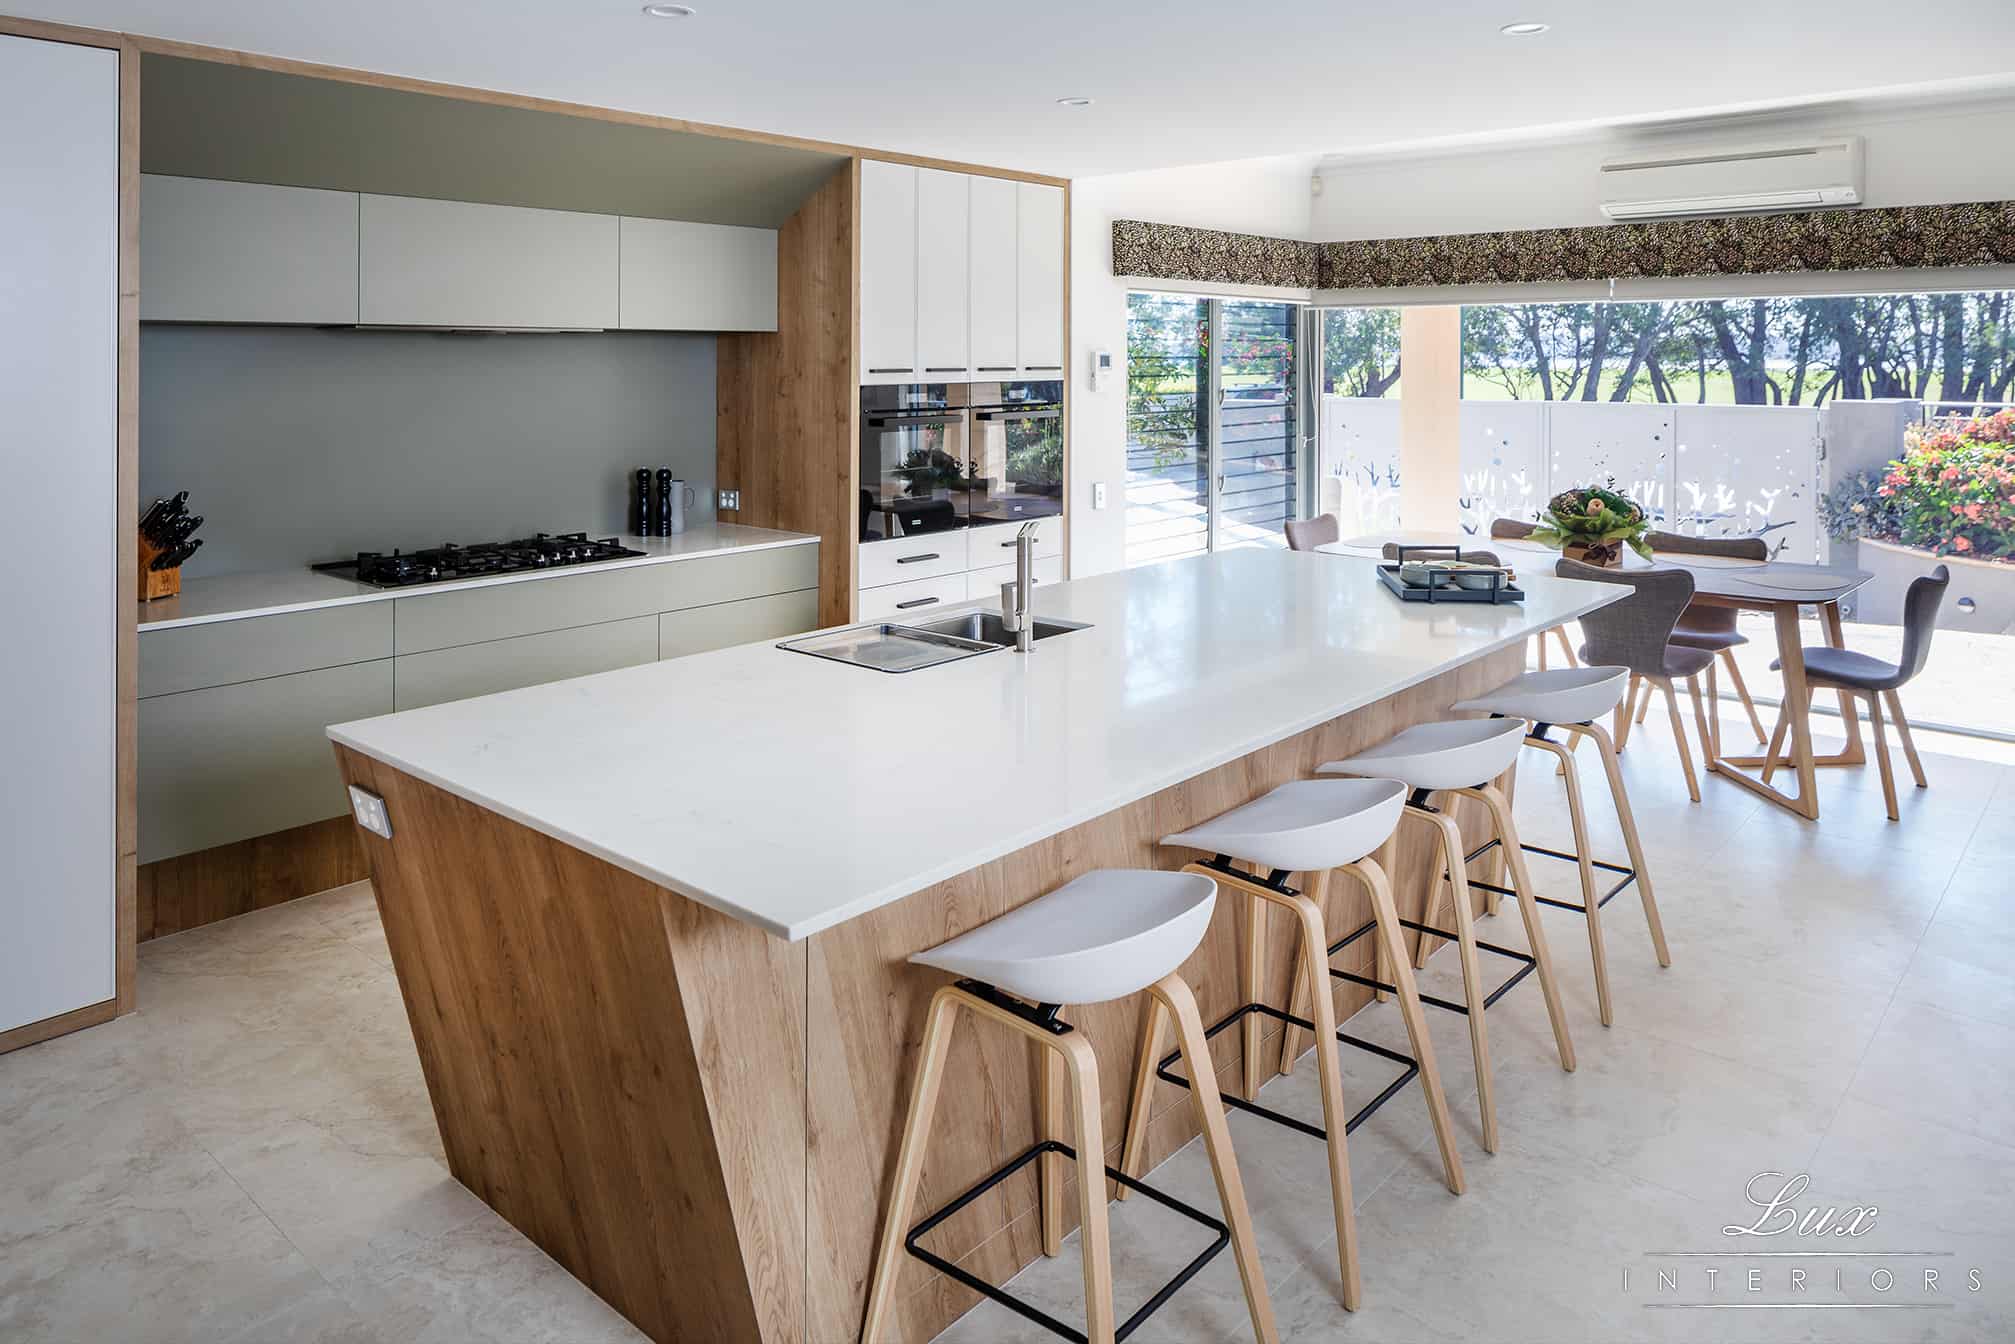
<box><xmin>633</xmin><ymin>469</ymin><xmax>654</xmax><ymax>536</ymax></box>
<box><xmin>654</xmin><ymin>469</ymin><xmax>675</xmax><ymax>537</ymax></box>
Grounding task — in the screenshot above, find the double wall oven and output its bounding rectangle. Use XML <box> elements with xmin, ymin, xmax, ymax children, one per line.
<box><xmin>859</xmin><ymin>381</ymin><xmax>1063</xmax><ymax>543</ymax></box>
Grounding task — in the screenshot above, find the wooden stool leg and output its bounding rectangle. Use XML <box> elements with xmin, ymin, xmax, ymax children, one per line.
<box><xmin>1154</xmin><ymin>974</ymin><xmax>1283</xmax><ymax>1340</ymax></box>
<box><xmin>1579</xmin><ymin>720</ymin><xmax>1669</xmax><ymax>968</ymax></box>
<box><xmin>1239</xmin><ymin>886</ymin><xmax>1268</xmax><ymax>1102</ymax></box>
<box><xmin>1371</xmin><ymin>833</ymin><xmax>1397</xmax><ymax>1004</ymax></box>
<box><xmin>1347</xmin><ymin>857</ymin><xmax>1465</xmax><ymax>1194</ymax></box>
<box><xmin>1886</xmin><ymin>689</ymin><xmax>1928</xmax><ymax>787</ymax></box>
<box><xmin>1419</xmin><ymin>808</ymin><xmax>1498</xmax><ymax>1153</ymax></box>
<box><xmin>1461</xmin><ymin>786</ymin><xmax>1576</xmax><ymax>1072</ymax></box>
<box><xmin>1053</xmin><ymin>1031</ymin><xmax>1117</xmax><ymax>1344</ymax></box>
<box><xmin>1530</xmin><ymin>736</ymin><xmax>1611</xmax><ymax>1027</ymax></box>
<box><xmin>1408</xmin><ymin>803</ymin><xmax>1447</xmax><ymax>972</ymax></box>
<box><xmin>1614</xmin><ymin>675</ymin><xmax>1638</xmax><ymax>751</ymax></box>
<box><xmin>1722</xmin><ymin>648</ymin><xmax>1768</xmax><ymax>743</ymax></box>
<box><xmin>862</xmin><ymin>988</ymin><xmax>962</xmax><ymax>1344</ymax></box>
<box><xmin>1867</xmin><ymin>691</ymin><xmax>1900</xmax><ymax>821</ymax></box>
<box><xmin>1660</xmin><ymin>677</ymin><xmax>1701</xmax><ymax>803</ymax></box>
<box><xmin>1036</xmin><ymin>1042</ymin><xmax>1066</xmax><ymax>1251</ymax></box>
<box><xmin>1277</xmin><ymin>870</ymin><xmax>1322</xmax><ymax>1077</ymax></box>
<box><xmin>1117</xmin><ymin>993</ymin><xmax>1168</xmax><ymax>1200</ymax></box>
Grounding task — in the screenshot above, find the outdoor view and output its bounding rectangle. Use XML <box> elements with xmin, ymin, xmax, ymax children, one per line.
<box><xmin>1311</xmin><ymin>288</ymin><xmax>2015</xmax><ymax>739</ymax></box>
<box><xmin>1124</xmin><ymin>294</ymin><xmax>1300</xmax><ymax>568</ymax></box>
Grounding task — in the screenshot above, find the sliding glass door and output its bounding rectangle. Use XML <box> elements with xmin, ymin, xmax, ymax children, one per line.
<box><xmin>1124</xmin><ymin>292</ymin><xmax>1305</xmax><ymax>568</ymax></box>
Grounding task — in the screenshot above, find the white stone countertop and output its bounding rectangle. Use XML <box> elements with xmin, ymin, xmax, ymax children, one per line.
<box><xmin>327</xmin><ymin>547</ymin><xmax>1625</xmax><ymax>941</ymax></box>
<box><xmin>136</xmin><ymin>525</ymin><xmax>819</xmax><ymax>631</ymax></box>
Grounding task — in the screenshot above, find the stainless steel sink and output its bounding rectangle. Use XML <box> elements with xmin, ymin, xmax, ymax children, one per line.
<box><xmin>909</xmin><ymin>612</ymin><xmax>1091</xmax><ymax>647</ymax></box>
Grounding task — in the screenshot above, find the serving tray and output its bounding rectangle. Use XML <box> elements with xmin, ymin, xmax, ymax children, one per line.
<box><xmin>1377</xmin><ymin>545</ymin><xmax>1524</xmax><ymax>604</ymax></box>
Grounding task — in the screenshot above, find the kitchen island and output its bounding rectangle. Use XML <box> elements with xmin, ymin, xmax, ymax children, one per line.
<box><xmin>327</xmin><ymin>547</ymin><xmax>1622</xmax><ymax>1344</ymax></box>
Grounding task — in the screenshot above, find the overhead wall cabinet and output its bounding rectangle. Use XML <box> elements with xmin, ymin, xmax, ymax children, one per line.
<box><xmin>140</xmin><ymin>175</ymin><xmax>782</xmax><ymax>332</ymax></box>
<box><xmin>0</xmin><ymin>32</ymin><xmax>120</xmax><ymax>1042</ymax></box>
<box><xmin>858</xmin><ymin>163</ymin><xmax>1066</xmax><ymax>385</ymax></box>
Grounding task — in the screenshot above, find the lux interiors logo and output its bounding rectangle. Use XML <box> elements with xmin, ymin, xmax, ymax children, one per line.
<box><xmin>1624</xmin><ymin>1173</ymin><xmax>1985</xmax><ymax>1313</ymax></box>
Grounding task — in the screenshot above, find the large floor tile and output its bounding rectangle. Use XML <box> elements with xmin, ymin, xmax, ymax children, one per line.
<box><xmin>1847</xmin><ymin>1000</ymin><xmax>2015</xmax><ymax>1148</ymax></box>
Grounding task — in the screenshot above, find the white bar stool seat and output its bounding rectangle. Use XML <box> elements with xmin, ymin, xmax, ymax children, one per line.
<box><xmin>1317</xmin><ymin>718</ymin><xmax>1527</xmax><ymax>791</ymax></box>
<box><xmin>864</xmin><ymin>869</ymin><xmax>1279</xmax><ymax>1344</ymax></box>
<box><xmin>1121</xmin><ymin>777</ymin><xmax>1469</xmax><ymax>1315</ymax></box>
<box><xmin>912</xmin><ymin>869</ymin><xmax>1218</xmax><ymax>1006</ymax></box>
<box><xmin>1452</xmin><ymin>665</ymin><xmax>1630</xmax><ymax>727</ymax></box>
<box><xmin>1450</xmin><ymin>665</ymin><xmax>1672</xmax><ymax>1027</ymax></box>
<box><xmin>1316</xmin><ymin>717</ymin><xmax>1577</xmax><ymax>1155</ymax></box>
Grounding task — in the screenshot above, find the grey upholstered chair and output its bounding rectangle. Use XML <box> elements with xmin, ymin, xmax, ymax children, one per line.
<box><xmin>1765</xmin><ymin>564</ymin><xmax>1949</xmax><ymax>820</ymax></box>
<box><xmin>1284</xmin><ymin>513</ymin><xmax>1340</xmax><ymax>552</ymax></box>
<box><xmin>1643</xmin><ymin>530</ymin><xmax>1771</xmax><ymax>743</ymax></box>
<box><xmin>1557</xmin><ymin>557</ymin><xmax>1718</xmax><ymax>802</ymax></box>
<box><xmin>1491</xmin><ymin>517</ymin><xmax>1577</xmax><ymax>668</ymax></box>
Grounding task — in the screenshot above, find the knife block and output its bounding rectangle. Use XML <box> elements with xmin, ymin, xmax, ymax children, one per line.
<box><xmin>138</xmin><ymin>530</ymin><xmax>183</xmax><ymax>601</ymax></box>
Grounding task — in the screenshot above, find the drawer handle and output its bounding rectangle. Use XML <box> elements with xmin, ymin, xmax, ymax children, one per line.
<box><xmin>1024</xmin><ymin>365</ymin><xmax>1063</xmax><ymax>371</ymax></box>
<box><xmin>976</xmin><ymin>366</ymin><xmax>1015</xmax><ymax>372</ymax></box>
<box><xmin>895</xmin><ymin>596</ymin><xmax>941</xmax><ymax>610</ymax></box>
<box><xmin>895</xmin><ymin>553</ymin><xmax>942</xmax><ymax>564</ymax></box>
<box><xmin>868</xmin><ymin>367</ymin><xmax>915</xmax><ymax>374</ymax></box>
<box><xmin>924</xmin><ymin>366</ymin><xmax>967</xmax><ymax>372</ymax></box>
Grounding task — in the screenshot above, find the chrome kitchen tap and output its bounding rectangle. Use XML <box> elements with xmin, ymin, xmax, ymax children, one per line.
<box><xmin>999</xmin><ymin>520</ymin><xmax>1041</xmax><ymax>653</ymax></box>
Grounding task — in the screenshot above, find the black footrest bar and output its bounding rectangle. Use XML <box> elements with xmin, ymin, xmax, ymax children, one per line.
<box><xmin>1152</xmin><ymin>1000</ymin><xmax>1420</xmax><ymax>1143</ymax></box>
<box><xmin>905</xmin><ymin>1139</ymin><xmax>1227</xmax><ymax>1344</ymax></box>
<box><xmin>1462</xmin><ymin>837</ymin><xmax>1639</xmax><ymax>916</ymax></box>
<box><xmin>1326</xmin><ymin>918</ymin><xmax>1538</xmax><ymax>1012</ymax></box>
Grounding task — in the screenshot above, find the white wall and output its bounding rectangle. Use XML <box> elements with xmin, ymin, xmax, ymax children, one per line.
<box><xmin>1068</xmin><ymin>154</ymin><xmax>1317</xmax><ymax>576</ymax></box>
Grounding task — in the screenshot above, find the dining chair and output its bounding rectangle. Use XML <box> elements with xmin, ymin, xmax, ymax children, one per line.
<box><xmin>1285</xmin><ymin>513</ymin><xmax>1341</xmax><ymax>552</ymax></box>
<box><xmin>1644</xmin><ymin>530</ymin><xmax>1769</xmax><ymax>744</ymax></box>
<box><xmin>1764</xmin><ymin>565</ymin><xmax>1949</xmax><ymax>820</ymax></box>
<box><xmin>1556</xmin><ymin>558</ymin><xmax>1718</xmax><ymax>802</ymax></box>
<box><xmin>1493</xmin><ymin>518</ymin><xmax>1577</xmax><ymax>669</ymax></box>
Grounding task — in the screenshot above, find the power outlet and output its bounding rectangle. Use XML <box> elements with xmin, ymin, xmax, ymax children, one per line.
<box><xmin>718</xmin><ymin>488</ymin><xmax>741</xmax><ymax>511</ymax></box>
<box><xmin>347</xmin><ymin>785</ymin><xmax>393</xmax><ymax>840</ymax></box>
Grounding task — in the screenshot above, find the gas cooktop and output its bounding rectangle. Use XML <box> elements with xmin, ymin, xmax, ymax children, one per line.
<box><xmin>312</xmin><ymin>533</ymin><xmax>648</xmax><ymax>590</ymax></box>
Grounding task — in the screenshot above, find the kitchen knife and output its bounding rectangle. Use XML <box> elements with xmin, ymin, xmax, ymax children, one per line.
<box><xmin>137</xmin><ymin>496</ymin><xmax>170</xmax><ymax>536</ymax></box>
<box><xmin>153</xmin><ymin>537</ymin><xmax>202</xmax><ymax>570</ymax></box>
<box><xmin>145</xmin><ymin>493</ymin><xmax>189</xmax><ymax>545</ymax></box>
<box><xmin>160</xmin><ymin>513</ymin><xmax>203</xmax><ymax>548</ymax></box>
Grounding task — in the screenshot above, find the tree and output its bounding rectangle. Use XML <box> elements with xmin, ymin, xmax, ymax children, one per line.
<box><xmin>1322</xmin><ymin>308</ymin><xmax>1400</xmax><ymax>396</ymax></box>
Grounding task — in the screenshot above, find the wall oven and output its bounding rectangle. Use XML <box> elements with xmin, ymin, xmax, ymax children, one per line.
<box><xmin>858</xmin><ymin>381</ymin><xmax>1062</xmax><ymax>543</ymax></box>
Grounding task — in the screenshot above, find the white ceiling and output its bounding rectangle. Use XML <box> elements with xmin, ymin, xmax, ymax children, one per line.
<box><xmin>22</xmin><ymin>0</ymin><xmax>2015</xmax><ymax>178</ymax></box>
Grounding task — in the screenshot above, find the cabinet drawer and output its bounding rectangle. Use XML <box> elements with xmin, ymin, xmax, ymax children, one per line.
<box><xmin>967</xmin><ymin>516</ymin><xmax>1062</xmax><ymax>566</ymax></box>
<box><xmin>859</xmin><ymin>532</ymin><xmax>968</xmax><ymax>589</ymax></box>
<box><xmin>968</xmin><ymin>556</ymin><xmax>1062</xmax><ymax>600</ymax></box>
<box><xmin>394</xmin><ymin>616</ymin><xmax>657</xmax><ymax>711</ymax></box>
<box><xmin>659</xmin><ymin>590</ymin><xmax>818</xmax><ymax>660</ymax></box>
<box><xmin>394</xmin><ymin>545</ymin><xmax>817</xmax><ymax>654</ymax></box>
<box><xmin>140</xmin><ymin>602</ymin><xmax>394</xmax><ymax>698</ymax></box>
<box><xmin>857</xmin><ymin>573</ymin><xmax>969</xmax><ymax>622</ymax></box>
<box><xmin>138</xmin><ymin>659</ymin><xmax>394</xmax><ymax>863</ymax></box>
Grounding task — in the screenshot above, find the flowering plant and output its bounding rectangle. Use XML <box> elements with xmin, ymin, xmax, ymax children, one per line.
<box><xmin>1865</xmin><ymin>410</ymin><xmax>2015</xmax><ymax>561</ymax></box>
<box><xmin>1528</xmin><ymin>483</ymin><xmax>1654</xmax><ymax>563</ymax></box>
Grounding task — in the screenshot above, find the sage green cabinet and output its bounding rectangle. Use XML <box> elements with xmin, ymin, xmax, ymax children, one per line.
<box><xmin>140</xmin><ymin>602</ymin><xmax>392</xmax><ymax>698</ymax></box>
<box><xmin>139</xmin><ymin>174</ymin><xmax>361</xmax><ymax>325</ymax></box>
<box><xmin>358</xmin><ymin>194</ymin><xmax>618</xmax><ymax>329</ymax></box>
<box><xmin>138</xmin><ymin>659</ymin><xmax>394</xmax><ymax>863</ymax></box>
<box><xmin>658</xmin><ymin>588</ymin><xmax>818</xmax><ymax>660</ymax></box>
<box><xmin>395</xmin><ymin>616</ymin><xmax>658</xmax><ymax>711</ymax></box>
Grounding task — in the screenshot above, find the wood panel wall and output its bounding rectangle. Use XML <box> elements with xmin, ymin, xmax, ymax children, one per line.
<box><xmin>136</xmin><ymin>816</ymin><xmax>366</xmax><ymax>941</ymax></box>
<box><xmin>717</xmin><ymin>163</ymin><xmax>859</xmax><ymax>626</ymax></box>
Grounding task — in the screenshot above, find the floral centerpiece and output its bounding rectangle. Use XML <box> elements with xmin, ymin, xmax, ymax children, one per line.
<box><xmin>1527</xmin><ymin>483</ymin><xmax>1654</xmax><ymax>567</ymax></box>
<box><xmin>1834</xmin><ymin>410</ymin><xmax>2015</xmax><ymax>561</ymax></box>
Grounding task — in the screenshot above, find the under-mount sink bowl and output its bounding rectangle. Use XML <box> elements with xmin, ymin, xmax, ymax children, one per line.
<box><xmin>908</xmin><ymin>612</ymin><xmax>1091</xmax><ymax>647</ymax></box>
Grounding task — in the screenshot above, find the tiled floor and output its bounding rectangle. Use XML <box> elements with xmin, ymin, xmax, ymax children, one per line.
<box><xmin>4</xmin><ymin>700</ymin><xmax>2012</xmax><ymax>1343</ymax></box>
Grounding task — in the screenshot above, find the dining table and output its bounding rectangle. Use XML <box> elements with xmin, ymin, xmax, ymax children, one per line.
<box><xmin>1320</xmin><ymin>532</ymin><xmax>1876</xmax><ymax>820</ymax></box>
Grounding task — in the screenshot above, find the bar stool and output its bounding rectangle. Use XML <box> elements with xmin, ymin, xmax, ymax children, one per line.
<box><xmin>1310</xmin><ymin>718</ymin><xmax>1576</xmax><ymax>1155</ymax></box>
<box><xmin>1119</xmin><ymin>778</ymin><xmax>1466</xmax><ymax>1314</ymax></box>
<box><xmin>1452</xmin><ymin>667</ymin><xmax>1673</xmax><ymax>1027</ymax></box>
<box><xmin>861</xmin><ymin>870</ymin><xmax>1277</xmax><ymax>1344</ymax></box>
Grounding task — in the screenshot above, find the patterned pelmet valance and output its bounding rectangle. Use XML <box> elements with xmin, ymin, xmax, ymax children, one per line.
<box><xmin>1113</xmin><ymin>200</ymin><xmax>2015</xmax><ymax>292</ymax></box>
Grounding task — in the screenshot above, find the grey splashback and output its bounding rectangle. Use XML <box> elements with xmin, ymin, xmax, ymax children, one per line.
<box><xmin>140</xmin><ymin>325</ymin><xmax>714</xmax><ymax>577</ymax></box>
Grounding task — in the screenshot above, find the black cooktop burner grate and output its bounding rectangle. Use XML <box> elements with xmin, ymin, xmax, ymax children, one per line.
<box><xmin>312</xmin><ymin>532</ymin><xmax>648</xmax><ymax>589</ymax></box>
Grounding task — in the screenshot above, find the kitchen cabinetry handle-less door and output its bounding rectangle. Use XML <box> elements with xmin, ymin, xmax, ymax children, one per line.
<box><xmin>914</xmin><ymin>169</ymin><xmax>970</xmax><ymax>374</ymax></box>
<box><xmin>1</xmin><ymin>34</ymin><xmax>119</xmax><ymax>1038</ymax></box>
<box><xmin>859</xmin><ymin>160</ymin><xmax>919</xmax><ymax>381</ymax></box>
<box><xmin>1016</xmin><ymin>183</ymin><xmax>1065</xmax><ymax>371</ymax></box>
<box><xmin>968</xmin><ymin>175</ymin><xmax>1019</xmax><ymax>372</ymax></box>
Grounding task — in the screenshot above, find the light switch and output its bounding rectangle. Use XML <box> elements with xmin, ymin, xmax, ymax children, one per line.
<box><xmin>1092</xmin><ymin>482</ymin><xmax>1108</xmax><ymax>510</ymax></box>
<box><xmin>348</xmin><ymin>785</ymin><xmax>393</xmax><ymax>840</ymax></box>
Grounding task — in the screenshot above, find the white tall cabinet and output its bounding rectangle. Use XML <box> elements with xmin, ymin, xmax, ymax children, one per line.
<box><xmin>0</xmin><ymin>33</ymin><xmax>119</xmax><ymax>1039</ymax></box>
<box><xmin>858</xmin><ymin>162</ymin><xmax>1065</xmax><ymax>386</ymax></box>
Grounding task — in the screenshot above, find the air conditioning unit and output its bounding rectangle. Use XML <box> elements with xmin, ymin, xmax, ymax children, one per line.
<box><xmin>1598</xmin><ymin>136</ymin><xmax>1864</xmax><ymax>221</ymax></box>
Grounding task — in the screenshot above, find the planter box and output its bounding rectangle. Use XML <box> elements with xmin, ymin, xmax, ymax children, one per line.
<box><xmin>1857</xmin><ymin>538</ymin><xmax>2015</xmax><ymax>635</ymax></box>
